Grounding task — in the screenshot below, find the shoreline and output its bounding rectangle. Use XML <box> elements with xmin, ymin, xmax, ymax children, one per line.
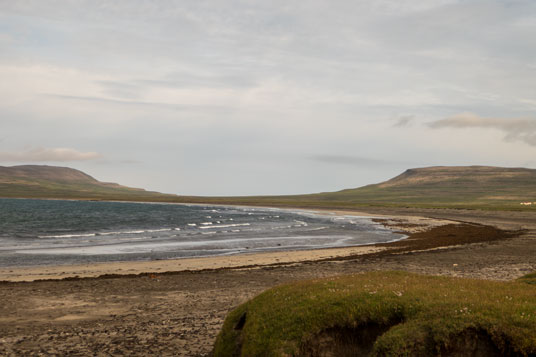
<box><xmin>0</xmin><ymin>208</ymin><xmax>455</xmax><ymax>283</ymax></box>
<box><xmin>0</xmin><ymin>245</ymin><xmax>385</xmax><ymax>283</ymax></box>
<box><xmin>1</xmin><ymin>208</ymin><xmax>534</xmax><ymax>356</ymax></box>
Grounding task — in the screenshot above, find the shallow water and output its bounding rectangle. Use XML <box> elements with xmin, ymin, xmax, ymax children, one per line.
<box><xmin>0</xmin><ymin>198</ymin><xmax>405</xmax><ymax>267</ymax></box>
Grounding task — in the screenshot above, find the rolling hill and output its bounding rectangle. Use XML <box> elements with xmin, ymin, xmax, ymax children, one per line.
<box><xmin>1</xmin><ymin>165</ymin><xmax>535</xmax><ymax>209</ymax></box>
<box><xmin>305</xmin><ymin>166</ymin><xmax>536</xmax><ymax>208</ymax></box>
<box><xmin>0</xmin><ymin>165</ymin><xmax>176</xmax><ymax>201</ymax></box>
<box><xmin>177</xmin><ymin>166</ymin><xmax>536</xmax><ymax>210</ymax></box>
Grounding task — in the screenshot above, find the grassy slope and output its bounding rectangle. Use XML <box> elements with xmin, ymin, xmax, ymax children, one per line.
<box><xmin>310</xmin><ymin>166</ymin><xmax>536</xmax><ymax>208</ymax></box>
<box><xmin>0</xmin><ymin>180</ymin><xmax>178</xmax><ymax>201</ymax></box>
<box><xmin>0</xmin><ymin>165</ymin><xmax>177</xmax><ymax>202</ymax></box>
<box><xmin>172</xmin><ymin>166</ymin><xmax>536</xmax><ymax>210</ymax></box>
<box><xmin>214</xmin><ymin>271</ymin><xmax>536</xmax><ymax>356</ymax></box>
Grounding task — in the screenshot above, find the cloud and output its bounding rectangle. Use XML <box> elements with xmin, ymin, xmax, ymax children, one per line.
<box><xmin>393</xmin><ymin>115</ymin><xmax>414</xmax><ymax>127</ymax></box>
<box><xmin>0</xmin><ymin>148</ymin><xmax>102</xmax><ymax>162</ymax></box>
<box><xmin>429</xmin><ymin>113</ymin><xmax>536</xmax><ymax>146</ymax></box>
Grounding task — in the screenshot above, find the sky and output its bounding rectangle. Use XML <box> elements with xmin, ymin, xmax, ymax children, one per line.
<box><xmin>1</xmin><ymin>0</ymin><xmax>536</xmax><ymax>196</ymax></box>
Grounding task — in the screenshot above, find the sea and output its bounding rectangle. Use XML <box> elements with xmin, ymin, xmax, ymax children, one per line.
<box><xmin>0</xmin><ymin>198</ymin><xmax>406</xmax><ymax>268</ymax></box>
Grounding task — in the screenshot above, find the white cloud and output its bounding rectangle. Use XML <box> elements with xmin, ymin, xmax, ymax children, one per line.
<box><xmin>429</xmin><ymin>113</ymin><xmax>536</xmax><ymax>146</ymax></box>
<box><xmin>0</xmin><ymin>148</ymin><xmax>102</xmax><ymax>162</ymax></box>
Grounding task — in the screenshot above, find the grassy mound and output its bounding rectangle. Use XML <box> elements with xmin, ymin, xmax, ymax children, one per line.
<box><xmin>213</xmin><ymin>271</ymin><xmax>536</xmax><ymax>356</ymax></box>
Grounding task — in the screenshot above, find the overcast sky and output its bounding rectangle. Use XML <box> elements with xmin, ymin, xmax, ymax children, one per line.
<box><xmin>1</xmin><ymin>0</ymin><xmax>535</xmax><ymax>195</ymax></box>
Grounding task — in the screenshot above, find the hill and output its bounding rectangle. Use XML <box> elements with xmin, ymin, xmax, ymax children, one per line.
<box><xmin>0</xmin><ymin>165</ymin><xmax>176</xmax><ymax>201</ymax></box>
<box><xmin>306</xmin><ymin>165</ymin><xmax>536</xmax><ymax>208</ymax></box>
<box><xmin>176</xmin><ymin>166</ymin><xmax>536</xmax><ymax>210</ymax></box>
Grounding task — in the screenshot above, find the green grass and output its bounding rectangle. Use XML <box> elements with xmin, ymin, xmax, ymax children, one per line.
<box><xmin>214</xmin><ymin>271</ymin><xmax>536</xmax><ymax>356</ymax></box>
<box><xmin>518</xmin><ymin>272</ymin><xmax>536</xmax><ymax>285</ymax></box>
<box><xmin>0</xmin><ymin>181</ymin><xmax>177</xmax><ymax>202</ymax></box>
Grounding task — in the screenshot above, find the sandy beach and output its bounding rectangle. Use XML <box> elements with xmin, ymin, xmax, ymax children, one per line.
<box><xmin>1</xmin><ymin>207</ymin><xmax>535</xmax><ymax>356</ymax></box>
<box><xmin>0</xmin><ymin>245</ymin><xmax>385</xmax><ymax>282</ymax></box>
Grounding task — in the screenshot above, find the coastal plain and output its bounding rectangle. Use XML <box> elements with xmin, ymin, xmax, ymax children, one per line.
<box><xmin>1</xmin><ymin>207</ymin><xmax>535</xmax><ymax>356</ymax></box>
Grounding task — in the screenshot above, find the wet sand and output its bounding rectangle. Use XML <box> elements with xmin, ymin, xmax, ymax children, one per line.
<box><xmin>1</xmin><ymin>208</ymin><xmax>535</xmax><ymax>356</ymax></box>
<box><xmin>0</xmin><ymin>245</ymin><xmax>385</xmax><ymax>283</ymax></box>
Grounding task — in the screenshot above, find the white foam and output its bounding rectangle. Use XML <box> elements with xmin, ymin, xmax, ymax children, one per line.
<box><xmin>308</xmin><ymin>226</ymin><xmax>328</xmax><ymax>231</ymax></box>
<box><xmin>146</xmin><ymin>228</ymin><xmax>173</xmax><ymax>233</ymax></box>
<box><xmin>199</xmin><ymin>223</ymin><xmax>250</xmax><ymax>229</ymax></box>
<box><xmin>98</xmin><ymin>229</ymin><xmax>165</xmax><ymax>236</ymax></box>
<box><xmin>38</xmin><ymin>233</ymin><xmax>96</xmax><ymax>239</ymax></box>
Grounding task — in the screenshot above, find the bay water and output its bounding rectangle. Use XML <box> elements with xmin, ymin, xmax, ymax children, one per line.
<box><xmin>0</xmin><ymin>198</ymin><xmax>405</xmax><ymax>267</ymax></box>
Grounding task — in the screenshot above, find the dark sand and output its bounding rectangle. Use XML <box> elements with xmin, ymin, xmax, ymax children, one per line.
<box><xmin>0</xmin><ymin>208</ymin><xmax>535</xmax><ymax>356</ymax></box>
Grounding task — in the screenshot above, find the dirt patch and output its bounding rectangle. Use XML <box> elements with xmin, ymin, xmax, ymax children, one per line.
<box><xmin>299</xmin><ymin>325</ymin><xmax>511</xmax><ymax>357</ymax></box>
<box><xmin>439</xmin><ymin>329</ymin><xmax>503</xmax><ymax>357</ymax></box>
<box><xmin>299</xmin><ymin>321</ymin><xmax>399</xmax><ymax>357</ymax></box>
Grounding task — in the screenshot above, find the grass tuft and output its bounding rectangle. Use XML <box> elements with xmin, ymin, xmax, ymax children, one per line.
<box><xmin>518</xmin><ymin>272</ymin><xmax>536</xmax><ymax>285</ymax></box>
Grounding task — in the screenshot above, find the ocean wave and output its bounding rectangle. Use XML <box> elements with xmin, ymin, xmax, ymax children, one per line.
<box><xmin>199</xmin><ymin>223</ymin><xmax>250</xmax><ymax>229</ymax></box>
<box><xmin>308</xmin><ymin>226</ymin><xmax>328</xmax><ymax>231</ymax></box>
<box><xmin>38</xmin><ymin>233</ymin><xmax>96</xmax><ymax>239</ymax></box>
<box><xmin>41</xmin><ymin>228</ymin><xmax>176</xmax><ymax>239</ymax></box>
<box><xmin>146</xmin><ymin>228</ymin><xmax>173</xmax><ymax>233</ymax></box>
